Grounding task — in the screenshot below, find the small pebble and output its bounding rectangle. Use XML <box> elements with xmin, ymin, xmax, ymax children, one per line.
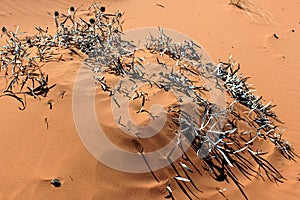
<box><xmin>273</xmin><ymin>33</ymin><xmax>279</xmax><ymax>39</ymax></box>
<box><xmin>51</xmin><ymin>179</ymin><xmax>61</xmax><ymax>187</ymax></box>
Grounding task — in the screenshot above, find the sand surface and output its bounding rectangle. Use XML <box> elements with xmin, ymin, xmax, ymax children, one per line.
<box><xmin>0</xmin><ymin>0</ymin><xmax>299</xmax><ymax>199</ymax></box>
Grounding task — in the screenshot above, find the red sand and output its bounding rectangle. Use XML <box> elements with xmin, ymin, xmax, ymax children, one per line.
<box><xmin>0</xmin><ymin>0</ymin><xmax>299</xmax><ymax>199</ymax></box>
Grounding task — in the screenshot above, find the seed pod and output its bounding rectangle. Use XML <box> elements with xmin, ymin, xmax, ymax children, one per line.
<box><xmin>54</xmin><ymin>11</ymin><xmax>59</xmax><ymax>17</ymax></box>
<box><xmin>70</xmin><ymin>6</ymin><xmax>75</xmax><ymax>12</ymax></box>
<box><xmin>89</xmin><ymin>18</ymin><xmax>95</xmax><ymax>24</ymax></box>
<box><xmin>100</xmin><ymin>6</ymin><xmax>105</xmax><ymax>12</ymax></box>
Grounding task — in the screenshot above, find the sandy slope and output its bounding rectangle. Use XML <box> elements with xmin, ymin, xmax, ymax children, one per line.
<box><xmin>0</xmin><ymin>0</ymin><xmax>299</xmax><ymax>199</ymax></box>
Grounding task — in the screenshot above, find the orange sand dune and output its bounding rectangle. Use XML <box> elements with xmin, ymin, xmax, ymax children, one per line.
<box><xmin>0</xmin><ymin>0</ymin><xmax>299</xmax><ymax>199</ymax></box>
